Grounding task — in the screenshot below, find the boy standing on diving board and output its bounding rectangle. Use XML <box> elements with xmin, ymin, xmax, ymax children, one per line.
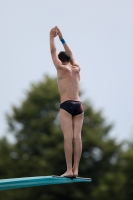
<box><xmin>50</xmin><ymin>26</ymin><xmax>84</xmax><ymax>177</ymax></box>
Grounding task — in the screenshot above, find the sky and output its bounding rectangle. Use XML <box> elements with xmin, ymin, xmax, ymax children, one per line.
<box><xmin>0</xmin><ymin>0</ymin><xmax>133</xmax><ymax>143</ymax></box>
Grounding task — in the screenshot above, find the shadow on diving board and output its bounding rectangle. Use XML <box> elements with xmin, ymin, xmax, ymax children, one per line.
<box><xmin>0</xmin><ymin>176</ymin><xmax>92</xmax><ymax>191</ymax></box>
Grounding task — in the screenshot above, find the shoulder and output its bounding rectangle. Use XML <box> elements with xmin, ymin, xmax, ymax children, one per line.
<box><xmin>71</xmin><ymin>59</ymin><xmax>80</xmax><ymax>69</ymax></box>
<box><xmin>51</xmin><ymin>51</ymin><xmax>62</xmax><ymax>69</ymax></box>
<box><xmin>72</xmin><ymin>64</ymin><xmax>80</xmax><ymax>71</ymax></box>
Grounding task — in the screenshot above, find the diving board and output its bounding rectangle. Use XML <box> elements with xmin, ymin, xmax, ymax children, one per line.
<box><xmin>0</xmin><ymin>176</ymin><xmax>92</xmax><ymax>191</ymax></box>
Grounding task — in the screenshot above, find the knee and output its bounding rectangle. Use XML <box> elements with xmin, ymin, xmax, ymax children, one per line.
<box><xmin>73</xmin><ymin>135</ymin><xmax>81</xmax><ymax>142</ymax></box>
<box><xmin>64</xmin><ymin>136</ymin><xmax>73</xmax><ymax>142</ymax></box>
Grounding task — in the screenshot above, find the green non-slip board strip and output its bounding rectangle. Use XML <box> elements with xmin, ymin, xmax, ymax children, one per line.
<box><xmin>0</xmin><ymin>176</ymin><xmax>92</xmax><ymax>191</ymax></box>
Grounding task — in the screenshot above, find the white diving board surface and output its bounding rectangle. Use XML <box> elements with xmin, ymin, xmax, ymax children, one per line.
<box><xmin>0</xmin><ymin>176</ymin><xmax>92</xmax><ymax>191</ymax></box>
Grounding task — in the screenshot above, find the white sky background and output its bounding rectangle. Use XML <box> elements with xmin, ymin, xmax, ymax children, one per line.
<box><xmin>0</xmin><ymin>0</ymin><xmax>133</xmax><ymax>143</ymax></box>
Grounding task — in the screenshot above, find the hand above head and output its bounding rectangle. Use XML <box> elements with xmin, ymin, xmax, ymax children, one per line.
<box><xmin>56</xmin><ymin>27</ymin><xmax>63</xmax><ymax>40</ymax></box>
<box><xmin>50</xmin><ymin>26</ymin><xmax>58</xmax><ymax>38</ymax></box>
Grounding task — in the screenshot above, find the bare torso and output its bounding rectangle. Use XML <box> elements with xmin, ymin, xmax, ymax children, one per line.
<box><xmin>57</xmin><ymin>63</ymin><xmax>80</xmax><ymax>103</ymax></box>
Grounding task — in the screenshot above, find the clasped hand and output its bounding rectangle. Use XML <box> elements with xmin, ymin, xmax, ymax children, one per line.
<box><xmin>50</xmin><ymin>26</ymin><xmax>63</xmax><ymax>39</ymax></box>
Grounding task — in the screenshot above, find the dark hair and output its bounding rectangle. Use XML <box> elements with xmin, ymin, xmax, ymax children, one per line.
<box><xmin>58</xmin><ymin>51</ymin><xmax>71</xmax><ymax>63</ymax></box>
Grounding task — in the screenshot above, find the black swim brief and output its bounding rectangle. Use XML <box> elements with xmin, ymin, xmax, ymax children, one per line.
<box><xmin>60</xmin><ymin>100</ymin><xmax>84</xmax><ymax>116</ymax></box>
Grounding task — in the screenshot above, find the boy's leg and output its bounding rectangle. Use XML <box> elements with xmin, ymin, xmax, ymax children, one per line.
<box><xmin>59</xmin><ymin>109</ymin><xmax>73</xmax><ymax>177</ymax></box>
<box><xmin>72</xmin><ymin>113</ymin><xmax>84</xmax><ymax>177</ymax></box>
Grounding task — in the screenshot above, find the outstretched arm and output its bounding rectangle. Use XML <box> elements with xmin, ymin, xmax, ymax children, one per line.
<box><xmin>50</xmin><ymin>27</ymin><xmax>61</xmax><ymax>68</ymax></box>
<box><xmin>57</xmin><ymin>27</ymin><xmax>79</xmax><ymax>66</ymax></box>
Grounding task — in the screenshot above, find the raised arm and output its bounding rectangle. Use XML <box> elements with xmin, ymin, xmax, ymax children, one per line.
<box><xmin>57</xmin><ymin>27</ymin><xmax>79</xmax><ymax>66</ymax></box>
<box><xmin>50</xmin><ymin>27</ymin><xmax>62</xmax><ymax>68</ymax></box>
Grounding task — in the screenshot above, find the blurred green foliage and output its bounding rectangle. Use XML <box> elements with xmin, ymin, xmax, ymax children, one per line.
<box><xmin>0</xmin><ymin>75</ymin><xmax>133</xmax><ymax>200</ymax></box>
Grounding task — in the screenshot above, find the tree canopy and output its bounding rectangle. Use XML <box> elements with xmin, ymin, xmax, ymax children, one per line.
<box><xmin>0</xmin><ymin>75</ymin><xmax>133</xmax><ymax>200</ymax></box>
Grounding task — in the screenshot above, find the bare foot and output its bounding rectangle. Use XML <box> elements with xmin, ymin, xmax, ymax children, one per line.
<box><xmin>61</xmin><ymin>171</ymin><xmax>73</xmax><ymax>177</ymax></box>
<box><xmin>72</xmin><ymin>168</ymin><xmax>78</xmax><ymax>177</ymax></box>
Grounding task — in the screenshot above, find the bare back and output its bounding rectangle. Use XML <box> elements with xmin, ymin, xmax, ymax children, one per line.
<box><xmin>57</xmin><ymin>64</ymin><xmax>80</xmax><ymax>103</ymax></box>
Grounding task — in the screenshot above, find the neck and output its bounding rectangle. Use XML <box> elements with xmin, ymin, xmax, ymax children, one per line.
<box><xmin>62</xmin><ymin>62</ymin><xmax>69</xmax><ymax>65</ymax></box>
